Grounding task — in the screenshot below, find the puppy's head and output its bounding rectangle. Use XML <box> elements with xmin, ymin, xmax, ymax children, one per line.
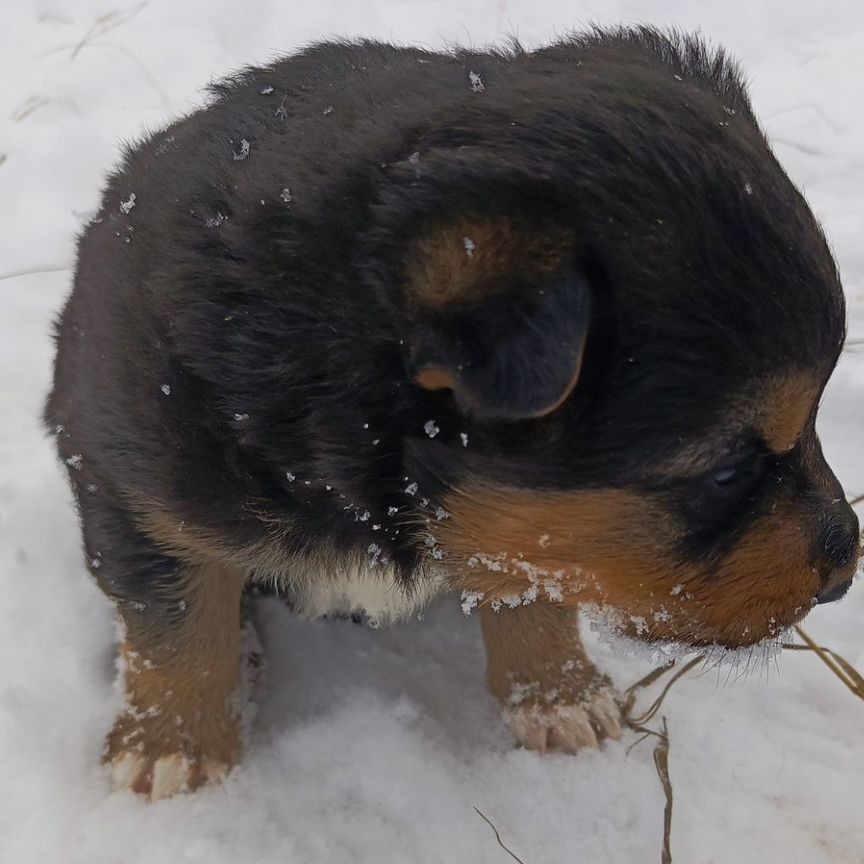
<box><xmin>371</xmin><ymin>32</ymin><xmax>860</xmax><ymax>648</ymax></box>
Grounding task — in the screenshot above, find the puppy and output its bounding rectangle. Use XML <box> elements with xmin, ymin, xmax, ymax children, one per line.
<box><xmin>46</xmin><ymin>26</ymin><xmax>860</xmax><ymax>800</ymax></box>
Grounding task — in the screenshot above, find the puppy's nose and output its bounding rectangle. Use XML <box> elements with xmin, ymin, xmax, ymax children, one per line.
<box><xmin>815</xmin><ymin>508</ymin><xmax>860</xmax><ymax>605</ymax></box>
<box><xmin>820</xmin><ymin>511</ymin><xmax>860</xmax><ymax>570</ymax></box>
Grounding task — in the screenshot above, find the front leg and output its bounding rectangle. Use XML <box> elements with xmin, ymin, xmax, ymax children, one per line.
<box><xmin>106</xmin><ymin>558</ymin><xmax>249</xmax><ymax>799</ymax></box>
<box><xmin>480</xmin><ymin>602</ymin><xmax>623</xmax><ymax>752</ymax></box>
<box><xmin>79</xmin><ymin>498</ymin><xmax>251</xmax><ymax>799</ymax></box>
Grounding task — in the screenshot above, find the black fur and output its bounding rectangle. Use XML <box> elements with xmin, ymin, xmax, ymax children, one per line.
<box><xmin>46</xmin><ymin>27</ymin><xmax>853</xmax><ymax>616</ymax></box>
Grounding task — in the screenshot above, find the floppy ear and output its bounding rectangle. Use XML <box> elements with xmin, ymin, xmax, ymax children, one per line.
<box><xmin>409</xmin><ymin>269</ymin><xmax>591</xmax><ymax>421</ymax></box>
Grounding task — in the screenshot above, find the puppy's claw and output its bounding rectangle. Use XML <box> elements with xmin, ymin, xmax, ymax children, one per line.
<box><xmin>587</xmin><ymin>688</ymin><xmax>623</xmax><ymax>741</ymax></box>
<box><xmin>507</xmin><ymin>684</ymin><xmax>622</xmax><ymax>754</ymax></box>
<box><xmin>510</xmin><ymin>711</ymin><xmax>556</xmax><ymax>753</ymax></box>
<box><xmin>110</xmin><ymin>752</ymin><xmax>147</xmax><ymax>791</ymax></box>
<box><xmin>150</xmin><ymin>754</ymin><xmax>190</xmax><ymax>800</ymax></box>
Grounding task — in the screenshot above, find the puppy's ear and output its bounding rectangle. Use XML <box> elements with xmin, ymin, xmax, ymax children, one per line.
<box><xmin>409</xmin><ymin>268</ymin><xmax>591</xmax><ymax>421</ymax></box>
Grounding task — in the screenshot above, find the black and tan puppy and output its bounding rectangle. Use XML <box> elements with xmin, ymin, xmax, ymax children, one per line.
<box><xmin>46</xmin><ymin>27</ymin><xmax>860</xmax><ymax>799</ymax></box>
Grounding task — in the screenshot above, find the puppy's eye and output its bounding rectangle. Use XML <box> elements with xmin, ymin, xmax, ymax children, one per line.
<box><xmin>706</xmin><ymin>447</ymin><xmax>765</xmax><ymax>495</ymax></box>
<box><xmin>711</xmin><ymin>466</ymin><xmax>740</xmax><ymax>487</ymax></box>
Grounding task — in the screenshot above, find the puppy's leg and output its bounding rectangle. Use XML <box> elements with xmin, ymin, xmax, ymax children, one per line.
<box><xmin>480</xmin><ymin>602</ymin><xmax>622</xmax><ymax>752</ymax></box>
<box><xmin>82</xmin><ymin>501</ymin><xmax>248</xmax><ymax>799</ymax></box>
<box><xmin>106</xmin><ymin>560</ymin><xmax>248</xmax><ymax>799</ymax></box>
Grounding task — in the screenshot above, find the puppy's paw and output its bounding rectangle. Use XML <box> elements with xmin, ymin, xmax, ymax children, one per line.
<box><xmin>109</xmin><ymin>748</ymin><xmax>232</xmax><ymax>800</ymax></box>
<box><xmin>506</xmin><ymin>681</ymin><xmax>623</xmax><ymax>753</ymax></box>
<box><xmin>105</xmin><ymin>609</ymin><xmax>262</xmax><ymax>801</ymax></box>
<box><xmin>105</xmin><ymin>703</ymin><xmax>242</xmax><ymax>800</ymax></box>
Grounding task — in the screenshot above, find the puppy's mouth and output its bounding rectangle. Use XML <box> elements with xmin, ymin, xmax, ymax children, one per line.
<box><xmin>581</xmin><ymin>601</ymin><xmax>792</xmax><ymax>672</ymax></box>
<box><xmin>582</xmin><ymin>547</ymin><xmax>862</xmax><ymax>649</ymax></box>
<box><xmin>816</xmin><ymin>578</ymin><xmax>854</xmax><ymax>605</ymax></box>
<box><xmin>585</xmin><ymin>552</ymin><xmax>860</xmax><ymax>670</ymax></box>
<box><xmin>575</xmin><ymin>583</ymin><xmax>817</xmax><ymax>654</ymax></box>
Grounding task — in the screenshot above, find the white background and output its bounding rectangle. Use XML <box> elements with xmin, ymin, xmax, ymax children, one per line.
<box><xmin>1</xmin><ymin>2</ymin><xmax>862</xmax><ymax>862</ymax></box>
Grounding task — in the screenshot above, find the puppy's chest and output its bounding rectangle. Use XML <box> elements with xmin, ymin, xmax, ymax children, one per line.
<box><xmin>263</xmin><ymin>551</ymin><xmax>447</xmax><ymax>626</ymax></box>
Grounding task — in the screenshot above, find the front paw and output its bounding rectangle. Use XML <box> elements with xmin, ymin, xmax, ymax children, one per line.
<box><xmin>105</xmin><ymin>707</ymin><xmax>241</xmax><ymax>800</ymax></box>
<box><xmin>506</xmin><ymin>680</ymin><xmax>623</xmax><ymax>753</ymax></box>
<box><xmin>108</xmin><ymin>744</ymin><xmax>233</xmax><ymax>800</ymax></box>
<box><xmin>105</xmin><ymin>617</ymin><xmax>263</xmax><ymax>800</ymax></box>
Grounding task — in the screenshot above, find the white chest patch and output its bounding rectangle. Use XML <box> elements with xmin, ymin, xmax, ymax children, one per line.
<box><xmin>259</xmin><ymin>549</ymin><xmax>448</xmax><ymax>627</ymax></box>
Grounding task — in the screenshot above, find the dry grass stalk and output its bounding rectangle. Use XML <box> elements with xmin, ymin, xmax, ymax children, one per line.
<box><xmin>36</xmin><ymin>4</ymin><xmax>169</xmax><ymax>106</ymax></box>
<box><xmin>622</xmin><ymin>657</ymin><xmax>702</xmax><ymax>727</ymax></box>
<box><xmin>652</xmin><ymin>718</ymin><xmax>673</xmax><ymax>864</ymax></box>
<box><xmin>621</xmin><ymin>657</ymin><xmax>702</xmax><ymax>864</ymax></box>
<box><xmin>0</xmin><ymin>265</ymin><xmax>70</xmax><ymax>283</ymax></box>
<box><xmin>784</xmin><ymin>625</ymin><xmax>864</xmax><ymax>701</ymax></box>
<box><xmin>69</xmin><ymin>2</ymin><xmax>148</xmax><ymax>61</ymax></box>
<box><xmin>473</xmin><ymin>807</ymin><xmax>527</xmax><ymax>864</ymax></box>
<box><xmin>11</xmin><ymin>96</ymin><xmax>51</xmax><ymax>122</ymax></box>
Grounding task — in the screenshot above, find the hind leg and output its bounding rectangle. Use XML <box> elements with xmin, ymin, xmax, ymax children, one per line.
<box><xmin>81</xmin><ymin>500</ymin><xmax>248</xmax><ymax>799</ymax></box>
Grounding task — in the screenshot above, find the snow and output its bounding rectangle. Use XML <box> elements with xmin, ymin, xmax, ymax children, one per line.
<box><xmin>65</xmin><ymin>453</ymin><xmax>83</xmax><ymax>470</ymax></box>
<box><xmin>231</xmin><ymin>138</ymin><xmax>251</xmax><ymax>161</ymax></box>
<box><xmin>461</xmin><ymin>590</ymin><xmax>486</xmax><ymax>614</ymax></box>
<box><xmin>1</xmin><ymin>2</ymin><xmax>863</xmax><ymax>864</ymax></box>
<box><xmin>119</xmin><ymin>192</ymin><xmax>136</xmax><ymax>214</ymax></box>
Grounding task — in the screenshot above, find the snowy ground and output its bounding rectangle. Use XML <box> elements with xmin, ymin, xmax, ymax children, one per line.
<box><xmin>1</xmin><ymin>2</ymin><xmax>863</xmax><ymax>862</ymax></box>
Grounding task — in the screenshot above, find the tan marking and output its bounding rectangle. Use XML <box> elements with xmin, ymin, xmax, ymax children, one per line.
<box><xmin>129</xmin><ymin>498</ymin><xmax>294</xmax><ymax>575</ymax></box>
<box><xmin>480</xmin><ymin>602</ymin><xmax>622</xmax><ymax>751</ymax></box>
<box><xmin>129</xmin><ymin>501</ymin><xmax>250</xmax><ymax>563</ymax></box>
<box><xmin>407</xmin><ymin>217</ymin><xmax>571</xmax><ymax>310</ymax></box>
<box><xmin>439</xmin><ymin>486</ymin><xmax>821</xmax><ymax>647</ymax></box>
<box><xmin>105</xmin><ymin>560</ymin><xmax>248</xmax><ymax>800</ymax></box>
<box><xmin>659</xmin><ymin>374</ymin><xmax>822</xmax><ymax>477</ymax></box>
<box><xmin>413</xmin><ymin>365</ymin><xmax>457</xmax><ymax>392</ymax></box>
<box><xmin>758</xmin><ymin>375</ymin><xmax>819</xmax><ymax>454</ymax></box>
